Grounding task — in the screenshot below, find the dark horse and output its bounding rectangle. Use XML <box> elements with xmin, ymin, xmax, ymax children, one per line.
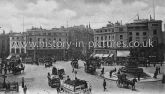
<box><xmin>126</xmin><ymin>78</ymin><xmax>137</xmax><ymax>90</ymax></box>
<box><xmin>116</xmin><ymin>74</ymin><xmax>137</xmax><ymax>90</ymax></box>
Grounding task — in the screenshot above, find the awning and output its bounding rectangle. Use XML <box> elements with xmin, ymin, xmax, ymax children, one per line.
<box><xmin>102</xmin><ymin>54</ymin><xmax>109</xmax><ymax>57</ymax></box>
<box><xmin>93</xmin><ymin>54</ymin><xmax>104</xmax><ymax>58</ymax></box>
<box><xmin>117</xmin><ymin>51</ymin><xmax>130</xmax><ymax>57</ymax></box>
<box><xmin>6</xmin><ymin>54</ymin><xmax>13</xmax><ymax>60</ymax></box>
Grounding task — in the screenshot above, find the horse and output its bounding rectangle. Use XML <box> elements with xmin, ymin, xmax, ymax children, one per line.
<box><xmin>126</xmin><ymin>78</ymin><xmax>137</xmax><ymax>90</ymax></box>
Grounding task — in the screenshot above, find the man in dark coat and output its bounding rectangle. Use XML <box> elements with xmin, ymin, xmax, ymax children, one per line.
<box><xmin>103</xmin><ymin>79</ymin><xmax>106</xmax><ymax>91</ymax></box>
<box><xmin>52</xmin><ymin>67</ymin><xmax>57</xmax><ymax>75</ymax></box>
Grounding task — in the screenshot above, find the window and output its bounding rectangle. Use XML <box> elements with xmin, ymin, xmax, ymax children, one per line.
<box><xmin>129</xmin><ymin>32</ymin><xmax>132</xmax><ymax>35</ymax></box>
<box><xmin>136</xmin><ymin>32</ymin><xmax>139</xmax><ymax>36</ymax></box>
<box><xmin>59</xmin><ymin>38</ymin><xmax>61</xmax><ymax>41</ymax></box>
<box><xmin>120</xmin><ymin>35</ymin><xmax>123</xmax><ymax>40</ymax></box>
<box><xmin>112</xmin><ymin>35</ymin><xmax>115</xmax><ymax>40</ymax></box>
<box><xmin>97</xmin><ymin>37</ymin><xmax>99</xmax><ymax>40</ymax></box>
<box><xmin>152</xmin><ymin>24</ymin><xmax>158</xmax><ymax>26</ymax></box>
<box><xmin>43</xmin><ymin>33</ymin><xmax>46</xmax><ymax>35</ymax></box>
<box><xmin>143</xmin><ymin>32</ymin><xmax>147</xmax><ymax>36</ymax></box>
<box><xmin>119</xmin><ymin>28</ymin><xmax>123</xmax><ymax>31</ymax></box>
<box><xmin>109</xmin><ymin>36</ymin><xmax>111</xmax><ymax>40</ymax></box>
<box><xmin>43</xmin><ymin>38</ymin><xmax>46</xmax><ymax>42</ymax></box>
<box><xmin>101</xmin><ymin>36</ymin><xmax>103</xmax><ymax>40</ymax></box>
<box><xmin>48</xmin><ymin>33</ymin><xmax>51</xmax><ymax>36</ymax></box>
<box><xmin>129</xmin><ymin>37</ymin><xmax>132</xmax><ymax>42</ymax></box>
<box><xmin>30</xmin><ymin>38</ymin><xmax>32</xmax><ymax>42</ymax></box>
<box><xmin>105</xmin><ymin>36</ymin><xmax>107</xmax><ymax>40</ymax></box>
<box><xmin>101</xmin><ymin>42</ymin><xmax>103</xmax><ymax>47</ymax></box>
<box><xmin>153</xmin><ymin>29</ymin><xmax>157</xmax><ymax>35</ymax></box>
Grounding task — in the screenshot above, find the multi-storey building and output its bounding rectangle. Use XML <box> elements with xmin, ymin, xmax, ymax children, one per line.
<box><xmin>94</xmin><ymin>18</ymin><xmax>163</xmax><ymax>61</ymax></box>
<box><xmin>94</xmin><ymin>22</ymin><xmax>128</xmax><ymax>60</ymax></box>
<box><xmin>0</xmin><ymin>31</ymin><xmax>9</xmax><ymax>58</ymax></box>
<box><xmin>26</xmin><ymin>27</ymin><xmax>69</xmax><ymax>60</ymax></box>
<box><xmin>127</xmin><ymin>19</ymin><xmax>163</xmax><ymax>58</ymax></box>
<box><xmin>68</xmin><ymin>25</ymin><xmax>94</xmax><ymax>59</ymax></box>
<box><xmin>127</xmin><ymin>19</ymin><xmax>162</xmax><ymax>47</ymax></box>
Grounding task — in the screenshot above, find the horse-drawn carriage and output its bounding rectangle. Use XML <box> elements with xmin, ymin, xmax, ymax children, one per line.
<box><xmin>61</xmin><ymin>78</ymin><xmax>91</xmax><ymax>94</ymax></box>
<box><xmin>116</xmin><ymin>73</ymin><xmax>137</xmax><ymax>90</ymax></box>
<box><xmin>8</xmin><ymin>58</ymin><xmax>25</xmax><ymax>75</ymax></box>
<box><xmin>71</xmin><ymin>59</ymin><xmax>79</xmax><ymax>69</ymax></box>
<box><xmin>47</xmin><ymin>74</ymin><xmax>61</xmax><ymax>88</ymax></box>
<box><xmin>47</xmin><ymin>67</ymin><xmax>65</xmax><ymax>88</ymax></box>
<box><xmin>11</xmin><ymin>64</ymin><xmax>25</xmax><ymax>75</ymax></box>
<box><xmin>44</xmin><ymin>57</ymin><xmax>53</xmax><ymax>68</ymax></box>
<box><xmin>84</xmin><ymin>58</ymin><xmax>101</xmax><ymax>74</ymax></box>
<box><xmin>45</xmin><ymin>61</ymin><xmax>53</xmax><ymax>68</ymax></box>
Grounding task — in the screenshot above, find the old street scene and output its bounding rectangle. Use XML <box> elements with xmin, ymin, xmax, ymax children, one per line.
<box><xmin>0</xmin><ymin>0</ymin><xmax>165</xmax><ymax>94</ymax></box>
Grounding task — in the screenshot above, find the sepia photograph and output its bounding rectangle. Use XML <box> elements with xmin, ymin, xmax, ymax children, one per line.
<box><xmin>0</xmin><ymin>0</ymin><xmax>165</xmax><ymax>94</ymax></box>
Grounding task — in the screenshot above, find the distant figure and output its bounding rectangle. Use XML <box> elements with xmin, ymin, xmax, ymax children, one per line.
<box><xmin>137</xmin><ymin>73</ymin><xmax>141</xmax><ymax>81</ymax></box>
<box><xmin>153</xmin><ymin>70</ymin><xmax>158</xmax><ymax>78</ymax></box>
<box><xmin>4</xmin><ymin>67</ymin><xmax>7</xmax><ymax>74</ymax></box>
<box><xmin>23</xmin><ymin>85</ymin><xmax>27</xmax><ymax>94</ymax></box>
<box><xmin>67</xmin><ymin>75</ymin><xmax>71</xmax><ymax>81</ymax></box>
<box><xmin>72</xmin><ymin>68</ymin><xmax>74</xmax><ymax>73</ymax></box>
<box><xmin>101</xmin><ymin>67</ymin><xmax>104</xmax><ymax>75</ymax></box>
<box><xmin>22</xmin><ymin>77</ymin><xmax>25</xmax><ymax>88</ymax></box>
<box><xmin>103</xmin><ymin>79</ymin><xmax>106</xmax><ymax>91</ymax></box>
<box><xmin>158</xmin><ymin>66</ymin><xmax>161</xmax><ymax>74</ymax></box>
<box><xmin>109</xmin><ymin>71</ymin><xmax>112</xmax><ymax>78</ymax></box>
<box><xmin>162</xmin><ymin>74</ymin><xmax>165</xmax><ymax>83</ymax></box>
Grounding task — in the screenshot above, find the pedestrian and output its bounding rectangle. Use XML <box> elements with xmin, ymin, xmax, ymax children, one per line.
<box><xmin>4</xmin><ymin>67</ymin><xmax>7</xmax><ymax>74</ymax></box>
<box><xmin>67</xmin><ymin>75</ymin><xmax>71</xmax><ymax>81</ymax></box>
<box><xmin>109</xmin><ymin>71</ymin><xmax>112</xmax><ymax>78</ymax></box>
<box><xmin>103</xmin><ymin>79</ymin><xmax>106</xmax><ymax>91</ymax></box>
<box><xmin>154</xmin><ymin>63</ymin><xmax>156</xmax><ymax>67</ymax></box>
<box><xmin>158</xmin><ymin>66</ymin><xmax>161</xmax><ymax>74</ymax></box>
<box><xmin>153</xmin><ymin>70</ymin><xmax>158</xmax><ymax>79</ymax></box>
<box><xmin>137</xmin><ymin>73</ymin><xmax>141</xmax><ymax>81</ymax></box>
<box><xmin>72</xmin><ymin>68</ymin><xmax>74</xmax><ymax>73</ymax></box>
<box><xmin>23</xmin><ymin>85</ymin><xmax>27</xmax><ymax>94</ymax></box>
<box><xmin>101</xmin><ymin>67</ymin><xmax>104</xmax><ymax>75</ymax></box>
<box><xmin>89</xmin><ymin>84</ymin><xmax>92</xmax><ymax>94</ymax></box>
<box><xmin>162</xmin><ymin>74</ymin><xmax>165</xmax><ymax>84</ymax></box>
<box><xmin>22</xmin><ymin>77</ymin><xmax>24</xmax><ymax>88</ymax></box>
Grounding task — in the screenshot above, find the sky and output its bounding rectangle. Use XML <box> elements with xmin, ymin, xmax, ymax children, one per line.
<box><xmin>0</xmin><ymin>0</ymin><xmax>165</xmax><ymax>33</ymax></box>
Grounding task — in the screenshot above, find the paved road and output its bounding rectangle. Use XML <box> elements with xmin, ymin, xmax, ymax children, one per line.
<box><xmin>1</xmin><ymin>61</ymin><xmax>165</xmax><ymax>94</ymax></box>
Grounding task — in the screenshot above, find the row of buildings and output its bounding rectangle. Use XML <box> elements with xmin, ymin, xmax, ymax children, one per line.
<box><xmin>94</xmin><ymin>18</ymin><xmax>164</xmax><ymax>61</ymax></box>
<box><xmin>8</xmin><ymin>25</ymin><xmax>94</xmax><ymax>60</ymax></box>
<box><xmin>0</xmin><ymin>17</ymin><xmax>165</xmax><ymax>61</ymax></box>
